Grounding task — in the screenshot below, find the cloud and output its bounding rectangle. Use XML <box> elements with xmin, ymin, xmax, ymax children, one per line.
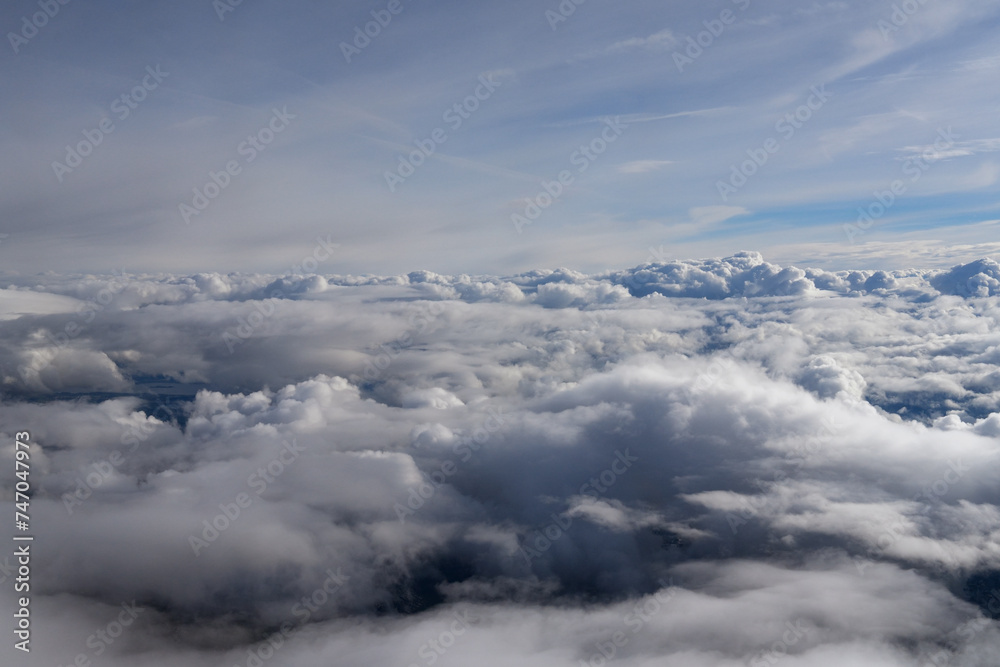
<box><xmin>0</xmin><ymin>289</ymin><xmax>83</xmax><ymax>321</ymax></box>
<box><xmin>900</xmin><ymin>137</ymin><xmax>1000</xmax><ymax>161</ymax></box>
<box><xmin>571</xmin><ymin>29</ymin><xmax>678</xmax><ymax>62</ymax></box>
<box><xmin>4</xmin><ymin>254</ymin><xmax>1000</xmax><ymax>665</ymax></box>
<box><xmin>617</xmin><ymin>160</ymin><xmax>674</xmax><ymax>174</ymax></box>
<box><xmin>689</xmin><ymin>205</ymin><xmax>749</xmax><ymax>227</ymax></box>
<box><xmin>617</xmin><ymin>107</ymin><xmax>731</xmax><ymax>125</ymax></box>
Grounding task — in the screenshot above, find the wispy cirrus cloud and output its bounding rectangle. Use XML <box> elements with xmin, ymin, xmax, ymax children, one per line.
<box><xmin>571</xmin><ymin>28</ymin><xmax>678</xmax><ymax>61</ymax></box>
<box><xmin>618</xmin><ymin>159</ymin><xmax>674</xmax><ymax>174</ymax></box>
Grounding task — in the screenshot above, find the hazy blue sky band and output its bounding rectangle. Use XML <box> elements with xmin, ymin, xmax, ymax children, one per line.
<box><xmin>2</xmin><ymin>0</ymin><xmax>1000</xmax><ymax>275</ymax></box>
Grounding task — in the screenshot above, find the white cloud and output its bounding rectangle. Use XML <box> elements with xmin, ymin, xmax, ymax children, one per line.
<box><xmin>689</xmin><ymin>205</ymin><xmax>749</xmax><ymax>227</ymax></box>
<box><xmin>572</xmin><ymin>29</ymin><xmax>678</xmax><ymax>62</ymax></box>
<box><xmin>4</xmin><ymin>254</ymin><xmax>1000</xmax><ymax>665</ymax></box>
<box><xmin>618</xmin><ymin>160</ymin><xmax>674</xmax><ymax>174</ymax></box>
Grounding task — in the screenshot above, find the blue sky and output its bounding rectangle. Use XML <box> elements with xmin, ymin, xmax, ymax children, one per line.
<box><xmin>2</xmin><ymin>0</ymin><xmax>1000</xmax><ymax>275</ymax></box>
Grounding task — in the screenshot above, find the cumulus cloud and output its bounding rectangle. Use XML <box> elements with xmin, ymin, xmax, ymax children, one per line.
<box><xmin>4</xmin><ymin>253</ymin><xmax>1000</xmax><ymax>665</ymax></box>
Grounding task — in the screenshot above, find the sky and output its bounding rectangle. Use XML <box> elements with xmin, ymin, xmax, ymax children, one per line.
<box><xmin>2</xmin><ymin>0</ymin><xmax>1000</xmax><ymax>277</ymax></box>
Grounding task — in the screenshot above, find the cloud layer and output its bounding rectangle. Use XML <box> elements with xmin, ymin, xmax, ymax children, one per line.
<box><xmin>3</xmin><ymin>253</ymin><xmax>1000</xmax><ymax>665</ymax></box>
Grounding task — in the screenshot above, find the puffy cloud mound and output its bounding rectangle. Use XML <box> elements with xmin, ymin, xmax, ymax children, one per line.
<box><xmin>605</xmin><ymin>251</ymin><xmax>818</xmax><ymax>298</ymax></box>
<box><xmin>3</xmin><ymin>253</ymin><xmax>1000</xmax><ymax>666</ymax></box>
<box><xmin>931</xmin><ymin>258</ymin><xmax>1000</xmax><ymax>297</ymax></box>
